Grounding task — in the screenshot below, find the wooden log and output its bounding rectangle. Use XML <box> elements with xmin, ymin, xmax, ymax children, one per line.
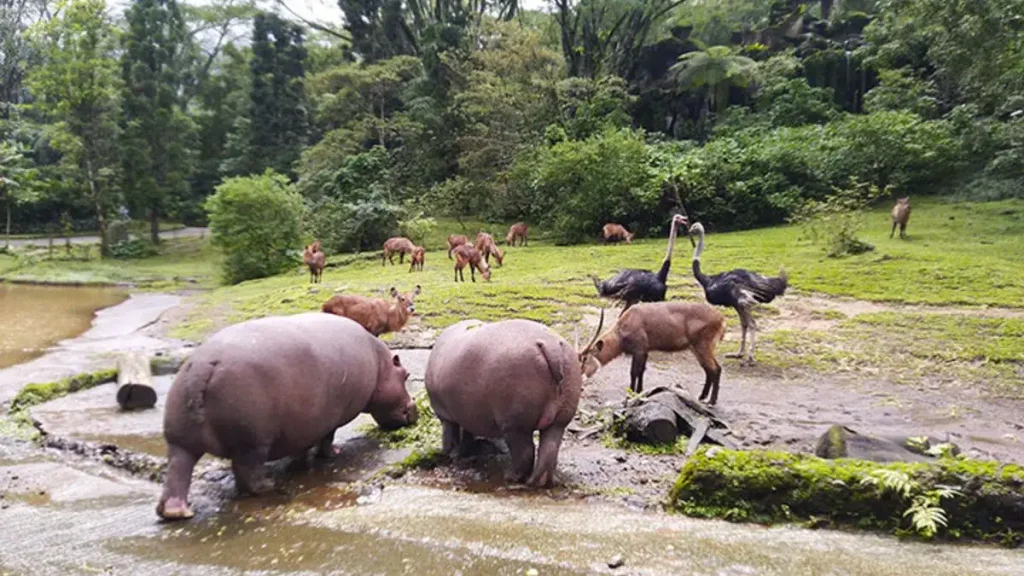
<box><xmin>621</xmin><ymin>401</ymin><xmax>678</xmax><ymax>444</ymax></box>
<box><xmin>686</xmin><ymin>418</ymin><xmax>711</xmax><ymax>456</ymax></box>
<box><xmin>116</xmin><ymin>352</ymin><xmax>156</xmax><ymax>410</ymax></box>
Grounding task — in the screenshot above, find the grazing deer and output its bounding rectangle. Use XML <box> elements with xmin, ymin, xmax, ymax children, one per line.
<box><xmin>578</xmin><ymin>303</ymin><xmax>727</xmax><ymax>404</ymax></box>
<box><xmin>447</xmin><ymin>234</ymin><xmax>469</xmax><ymax>259</ymax></box>
<box><xmin>506</xmin><ymin>223</ymin><xmax>528</xmax><ymax>247</ymax></box>
<box><xmin>303</xmin><ymin>240</ymin><xmax>325</xmax><ymax>284</ymax></box>
<box><xmin>890</xmin><ymin>197</ymin><xmax>911</xmax><ymax>239</ymax></box>
<box><xmin>383</xmin><ymin>237</ymin><xmax>417</xmax><ymax>266</ymax></box>
<box><xmin>475</xmin><ymin>232</ymin><xmax>504</xmax><ymax>267</ymax></box>
<box><xmin>321</xmin><ymin>286</ymin><xmax>422</xmax><ymax>336</ymax></box>
<box><xmin>452</xmin><ymin>244</ymin><xmax>491</xmax><ymax>282</ymax></box>
<box><xmin>409</xmin><ymin>246</ymin><xmax>425</xmax><ymax>272</ymax></box>
<box><xmin>602</xmin><ymin>223</ymin><xmax>634</xmax><ymax>244</ymax></box>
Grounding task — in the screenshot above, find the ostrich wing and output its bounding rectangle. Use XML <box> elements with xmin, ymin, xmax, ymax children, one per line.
<box><xmin>710</xmin><ymin>269</ymin><xmax>788</xmax><ymax>305</ymax></box>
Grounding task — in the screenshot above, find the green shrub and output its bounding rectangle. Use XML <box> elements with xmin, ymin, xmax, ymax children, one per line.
<box><xmin>507</xmin><ymin>128</ymin><xmax>663</xmax><ymax>244</ymax></box>
<box><xmin>792</xmin><ymin>179</ymin><xmax>883</xmax><ymax>257</ymax></box>
<box><xmin>107</xmin><ymin>239</ymin><xmax>157</xmax><ymax>260</ymax></box>
<box><xmin>205</xmin><ymin>170</ymin><xmax>304</xmax><ymax>284</ymax></box>
<box><xmin>670</xmin><ymin>448</ymin><xmax>1024</xmax><ymax>544</ymax></box>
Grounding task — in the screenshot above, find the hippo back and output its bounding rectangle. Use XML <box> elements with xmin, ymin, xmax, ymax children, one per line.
<box><xmin>425</xmin><ymin>319</ymin><xmax>582</xmax><ymax>438</ymax></box>
<box><xmin>164</xmin><ymin>313</ymin><xmax>388</xmax><ymax>460</ymax></box>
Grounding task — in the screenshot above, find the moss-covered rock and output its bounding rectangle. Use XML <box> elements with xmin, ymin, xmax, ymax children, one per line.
<box><xmin>669</xmin><ymin>448</ymin><xmax>1024</xmax><ymax>545</ymax></box>
<box><xmin>9</xmin><ymin>369</ymin><xmax>118</xmax><ymax>413</ymax></box>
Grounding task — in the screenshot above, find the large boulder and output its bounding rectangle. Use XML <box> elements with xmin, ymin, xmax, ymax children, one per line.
<box><xmin>815</xmin><ymin>425</ymin><xmax>960</xmax><ymax>463</ymax></box>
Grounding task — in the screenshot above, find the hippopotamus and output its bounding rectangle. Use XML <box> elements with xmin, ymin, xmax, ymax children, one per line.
<box><xmin>425</xmin><ymin>319</ymin><xmax>582</xmax><ymax>487</ymax></box>
<box><xmin>156</xmin><ymin>313</ymin><xmax>418</xmax><ymax>520</ymax></box>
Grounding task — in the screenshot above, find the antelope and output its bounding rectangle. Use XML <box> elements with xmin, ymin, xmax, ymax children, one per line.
<box><xmin>890</xmin><ymin>197</ymin><xmax>911</xmax><ymax>239</ymax></box>
<box><xmin>321</xmin><ymin>286</ymin><xmax>422</xmax><ymax>336</ymax></box>
<box><xmin>452</xmin><ymin>244</ymin><xmax>491</xmax><ymax>282</ymax></box>
<box><xmin>303</xmin><ymin>240</ymin><xmax>325</xmax><ymax>284</ymax></box>
<box><xmin>409</xmin><ymin>246</ymin><xmax>425</xmax><ymax>272</ymax></box>
<box><xmin>475</xmin><ymin>232</ymin><xmax>504</xmax><ymax>267</ymax></box>
<box><xmin>602</xmin><ymin>223</ymin><xmax>634</xmax><ymax>244</ymax></box>
<box><xmin>577</xmin><ymin>303</ymin><xmax>727</xmax><ymax>404</ymax></box>
<box><xmin>447</xmin><ymin>234</ymin><xmax>469</xmax><ymax>259</ymax></box>
<box><xmin>506</xmin><ymin>223</ymin><xmax>528</xmax><ymax>246</ymax></box>
<box><xmin>383</xmin><ymin>237</ymin><xmax>417</xmax><ymax>266</ymax></box>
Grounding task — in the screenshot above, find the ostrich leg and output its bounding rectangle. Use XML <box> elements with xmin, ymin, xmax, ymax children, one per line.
<box><xmin>726</xmin><ymin>306</ymin><xmax>750</xmax><ymax>359</ymax></box>
<box><xmin>746</xmin><ymin>314</ymin><xmax>758</xmax><ymax>365</ymax></box>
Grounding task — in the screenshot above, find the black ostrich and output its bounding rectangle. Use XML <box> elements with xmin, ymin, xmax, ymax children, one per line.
<box><xmin>688</xmin><ymin>222</ymin><xmax>787</xmax><ymax>364</ymax></box>
<box><xmin>590</xmin><ymin>214</ymin><xmax>688</xmax><ymax>315</ymax></box>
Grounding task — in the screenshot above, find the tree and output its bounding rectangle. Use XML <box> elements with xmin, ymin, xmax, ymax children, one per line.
<box><xmin>120</xmin><ymin>0</ymin><xmax>195</xmax><ymax>243</ymax></box>
<box><xmin>26</xmin><ymin>0</ymin><xmax>121</xmax><ymax>257</ymax></box>
<box><xmin>205</xmin><ymin>169</ymin><xmax>303</xmax><ymax>283</ymax></box>
<box><xmin>0</xmin><ymin>141</ymin><xmax>37</xmax><ymax>248</ymax></box>
<box><xmin>222</xmin><ymin>12</ymin><xmax>309</xmax><ymax>178</ymax></box>
<box><xmin>670</xmin><ymin>44</ymin><xmax>757</xmax><ymax>132</ymax></box>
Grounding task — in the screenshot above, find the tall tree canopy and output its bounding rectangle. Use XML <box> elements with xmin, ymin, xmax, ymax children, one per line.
<box><xmin>120</xmin><ymin>0</ymin><xmax>195</xmax><ymax>243</ymax></box>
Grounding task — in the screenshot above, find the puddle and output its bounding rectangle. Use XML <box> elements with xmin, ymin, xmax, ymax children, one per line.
<box><xmin>0</xmin><ymin>283</ymin><xmax>127</xmax><ymax>369</ymax></box>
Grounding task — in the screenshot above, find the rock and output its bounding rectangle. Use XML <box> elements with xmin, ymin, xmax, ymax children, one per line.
<box><xmin>815</xmin><ymin>425</ymin><xmax>938</xmax><ymax>463</ymax></box>
<box><xmin>607</xmin><ymin>555</ymin><xmax>625</xmax><ymax>569</ymax></box>
<box><xmin>526</xmin><ymin>569</ymin><xmax>539</xmax><ymax>576</ymax></box>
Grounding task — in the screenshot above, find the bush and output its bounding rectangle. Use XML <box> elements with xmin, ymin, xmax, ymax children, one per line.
<box><xmin>507</xmin><ymin>128</ymin><xmax>663</xmax><ymax>244</ymax></box>
<box><xmin>205</xmin><ymin>170</ymin><xmax>304</xmax><ymax>284</ymax></box>
<box><xmin>670</xmin><ymin>448</ymin><xmax>1024</xmax><ymax>544</ymax></box>
<box><xmin>793</xmin><ymin>179</ymin><xmax>883</xmax><ymax>257</ymax></box>
<box><xmin>107</xmin><ymin>239</ymin><xmax>157</xmax><ymax>260</ymax></box>
<box><xmin>398</xmin><ymin>214</ymin><xmax>437</xmax><ymax>245</ymax></box>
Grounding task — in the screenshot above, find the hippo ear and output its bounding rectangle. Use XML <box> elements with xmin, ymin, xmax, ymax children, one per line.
<box><xmin>392</xmin><ymin>354</ymin><xmax>402</xmax><ymax>367</ymax></box>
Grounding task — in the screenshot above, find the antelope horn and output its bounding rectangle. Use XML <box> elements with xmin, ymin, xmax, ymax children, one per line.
<box><xmin>581</xmin><ymin>308</ymin><xmax>605</xmax><ymax>353</ymax></box>
<box><xmin>573</xmin><ymin>325</ymin><xmax>580</xmax><ymax>349</ymax></box>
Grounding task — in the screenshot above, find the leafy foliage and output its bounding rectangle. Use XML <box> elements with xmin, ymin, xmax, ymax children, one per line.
<box><xmin>793</xmin><ymin>179</ymin><xmax>883</xmax><ymax>257</ymax></box>
<box><xmin>204</xmin><ymin>170</ymin><xmax>303</xmax><ymax>283</ymax></box>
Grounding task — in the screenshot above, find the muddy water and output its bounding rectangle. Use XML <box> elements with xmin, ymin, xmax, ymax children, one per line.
<box><xmin>0</xmin><ymin>283</ymin><xmax>127</xmax><ymax>368</ymax></box>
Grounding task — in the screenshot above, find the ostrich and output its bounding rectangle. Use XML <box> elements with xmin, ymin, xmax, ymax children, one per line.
<box><xmin>688</xmin><ymin>222</ymin><xmax>787</xmax><ymax>364</ymax></box>
<box><xmin>590</xmin><ymin>214</ymin><xmax>688</xmax><ymax>315</ymax></box>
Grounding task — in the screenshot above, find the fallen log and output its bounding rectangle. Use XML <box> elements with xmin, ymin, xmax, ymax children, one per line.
<box><xmin>116</xmin><ymin>352</ymin><xmax>157</xmax><ymax>410</ymax></box>
<box><xmin>612</xmin><ymin>385</ymin><xmax>736</xmax><ymax>450</ymax></box>
<box><xmin>621</xmin><ymin>400</ymin><xmax>678</xmax><ymax>444</ymax></box>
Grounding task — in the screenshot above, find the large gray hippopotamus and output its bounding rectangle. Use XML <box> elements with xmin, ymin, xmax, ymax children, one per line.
<box><xmin>157</xmin><ymin>313</ymin><xmax>418</xmax><ymax>520</ymax></box>
<box><xmin>425</xmin><ymin>319</ymin><xmax>582</xmax><ymax>487</ymax></box>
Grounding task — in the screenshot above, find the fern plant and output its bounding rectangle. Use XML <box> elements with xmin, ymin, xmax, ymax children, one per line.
<box><xmin>861</xmin><ymin>470</ymin><xmax>963</xmax><ymax>539</ymax></box>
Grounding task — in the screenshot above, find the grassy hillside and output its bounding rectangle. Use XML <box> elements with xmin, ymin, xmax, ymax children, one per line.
<box><xmin>173</xmin><ymin>198</ymin><xmax>1024</xmax><ymax>340</ymax></box>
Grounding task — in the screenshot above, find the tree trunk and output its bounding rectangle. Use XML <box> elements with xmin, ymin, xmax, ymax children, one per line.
<box><xmin>85</xmin><ymin>156</ymin><xmax>108</xmax><ymax>258</ymax></box>
<box><xmin>115</xmin><ymin>352</ymin><xmax>157</xmax><ymax>410</ymax></box>
<box><xmin>150</xmin><ymin>207</ymin><xmax>159</xmax><ymax>244</ymax></box>
<box><xmin>4</xmin><ymin>196</ymin><xmax>10</xmax><ymax>250</ymax></box>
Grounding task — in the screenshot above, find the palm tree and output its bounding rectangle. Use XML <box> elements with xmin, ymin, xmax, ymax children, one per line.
<box><xmin>669</xmin><ymin>44</ymin><xmax>757</xmax><ymax>133</ymax></box>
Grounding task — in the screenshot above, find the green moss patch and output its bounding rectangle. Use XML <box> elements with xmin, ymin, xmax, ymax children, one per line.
<box><xmin>669</xmin><ymin>449</ymin><xmax>1024</xmax><ymax>545</ymax></box>
<box><xmin>9</xmin><ymin>369</ymin><xmax>118</xmax><ymax>413</ymax></box>
<box><xmin>361</xmin><ymin>392</ymin><xmax>442</xmax><ymax>451</ymax></box>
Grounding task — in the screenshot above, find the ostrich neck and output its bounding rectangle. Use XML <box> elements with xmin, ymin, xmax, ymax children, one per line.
<box><xmin>663</xmin><ymin>218</ymin><xmax>679</xmax><ymax>262</ymax></box>
<box><xmin>693</xmin><ymin>227</ymin><xmax>705</xmax><ymax>261</ymax></box>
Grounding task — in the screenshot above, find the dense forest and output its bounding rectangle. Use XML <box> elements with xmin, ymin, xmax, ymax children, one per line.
<box><xmin>2</xmin><ymin>0</ymin><xmax>1023</xmax><ymax>256</ymax></box>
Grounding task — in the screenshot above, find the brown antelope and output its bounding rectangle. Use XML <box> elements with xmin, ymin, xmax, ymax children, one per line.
<box><xmin>321</xmin><ymin>286</ymin><xmax>422</xmax><ymax>336</ymax></box>
<box><xmin>602</xmin><ymin>223</ymin><xmax>634</xmax><ymax>244</ymax></box>
<box><xmin>447</xmin><ymin>234</ymin><xmax>469</xmax><ymax>259</ymax></box>
<box><xmin>475</xmin><ymin>232</ymin><xmax>504</xmax><ymax>267</ymax></box>
<box><xmin>409</xmin><ymin>246</ymin><xmax>425</xmax><ymax>272</ymax></box>
<box><xmin>383</xmin><ymin>237</ymin><xmax>417</xmax><ymax>266</ymax></box>
<box><xmin>303</xmin><ymin>240</ymin><xmax>325</xmax><ymax>284</ymax></box>
<box><xmin>506</xmin><ymin>223</ymin><xmax>528</xmax><ymax>246</ymax></box>
<box><xmin>578</xmin><ymin>303</ymin><xmax>727</xmax><ymax>404</ymax></box>
<box><xmin>452</xmin><ymin>244</ymin><xmax>491</xmax><ymax>282</ymax></box>
<box><xmin>890</xmin><ymin>197</ymin><xmax>911</xmax><ymax>239</ymax></box>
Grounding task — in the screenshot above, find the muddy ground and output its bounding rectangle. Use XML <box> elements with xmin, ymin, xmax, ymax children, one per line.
<box><xmin>2</xmin><ymin>292</ymin><xmax>1024</xmax><ymax>574</ymax></box>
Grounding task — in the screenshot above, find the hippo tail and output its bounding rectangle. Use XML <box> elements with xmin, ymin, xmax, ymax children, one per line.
<box><xmin>536</xmin><ymin>340</ymin><xmax>566</xmax><ymax>389</ymax></box>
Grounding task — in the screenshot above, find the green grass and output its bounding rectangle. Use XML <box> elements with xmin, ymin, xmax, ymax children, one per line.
<box><xmin>175</xmin><ymin>198</ymin><xmax>1024</xmax><ymax>343</ymax></box>
<box><xmin>757</xmin><ymin>312</ymin><xmax>1024</xmax><ymax>392</ymax></box>
<box><xmin>0</xmin><ymin>236</ymin><xmax>221</xmax><ymax>289</ymax></box>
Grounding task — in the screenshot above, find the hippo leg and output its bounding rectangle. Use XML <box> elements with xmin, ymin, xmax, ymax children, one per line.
<box><xmin>527</xmin><ymin>426</ymin><xmax>565</xmax><ymax>488</ymax></box>
<box><xmin>505</xmin><ymin>429</ymin><xmax>536</xmax><ymax>484</ymax></box>
<box><xmin>441</xmin><ymin>420</ymin><xmax>463</xmax><ymax>455</ymax></box>
<box><xmin>231</xmin><ymin>447</ymin><xmax>275</xmax><ymax>495</ymax></box>
<box><xmin>317</xmin><ymin>430</ymin><xmax>340</xmax><ymax>459</ymax></box>
<box><xmin>157</xmin><ymin>443</ymin><xmax>199</xmax><ymax>520</ymax></box>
